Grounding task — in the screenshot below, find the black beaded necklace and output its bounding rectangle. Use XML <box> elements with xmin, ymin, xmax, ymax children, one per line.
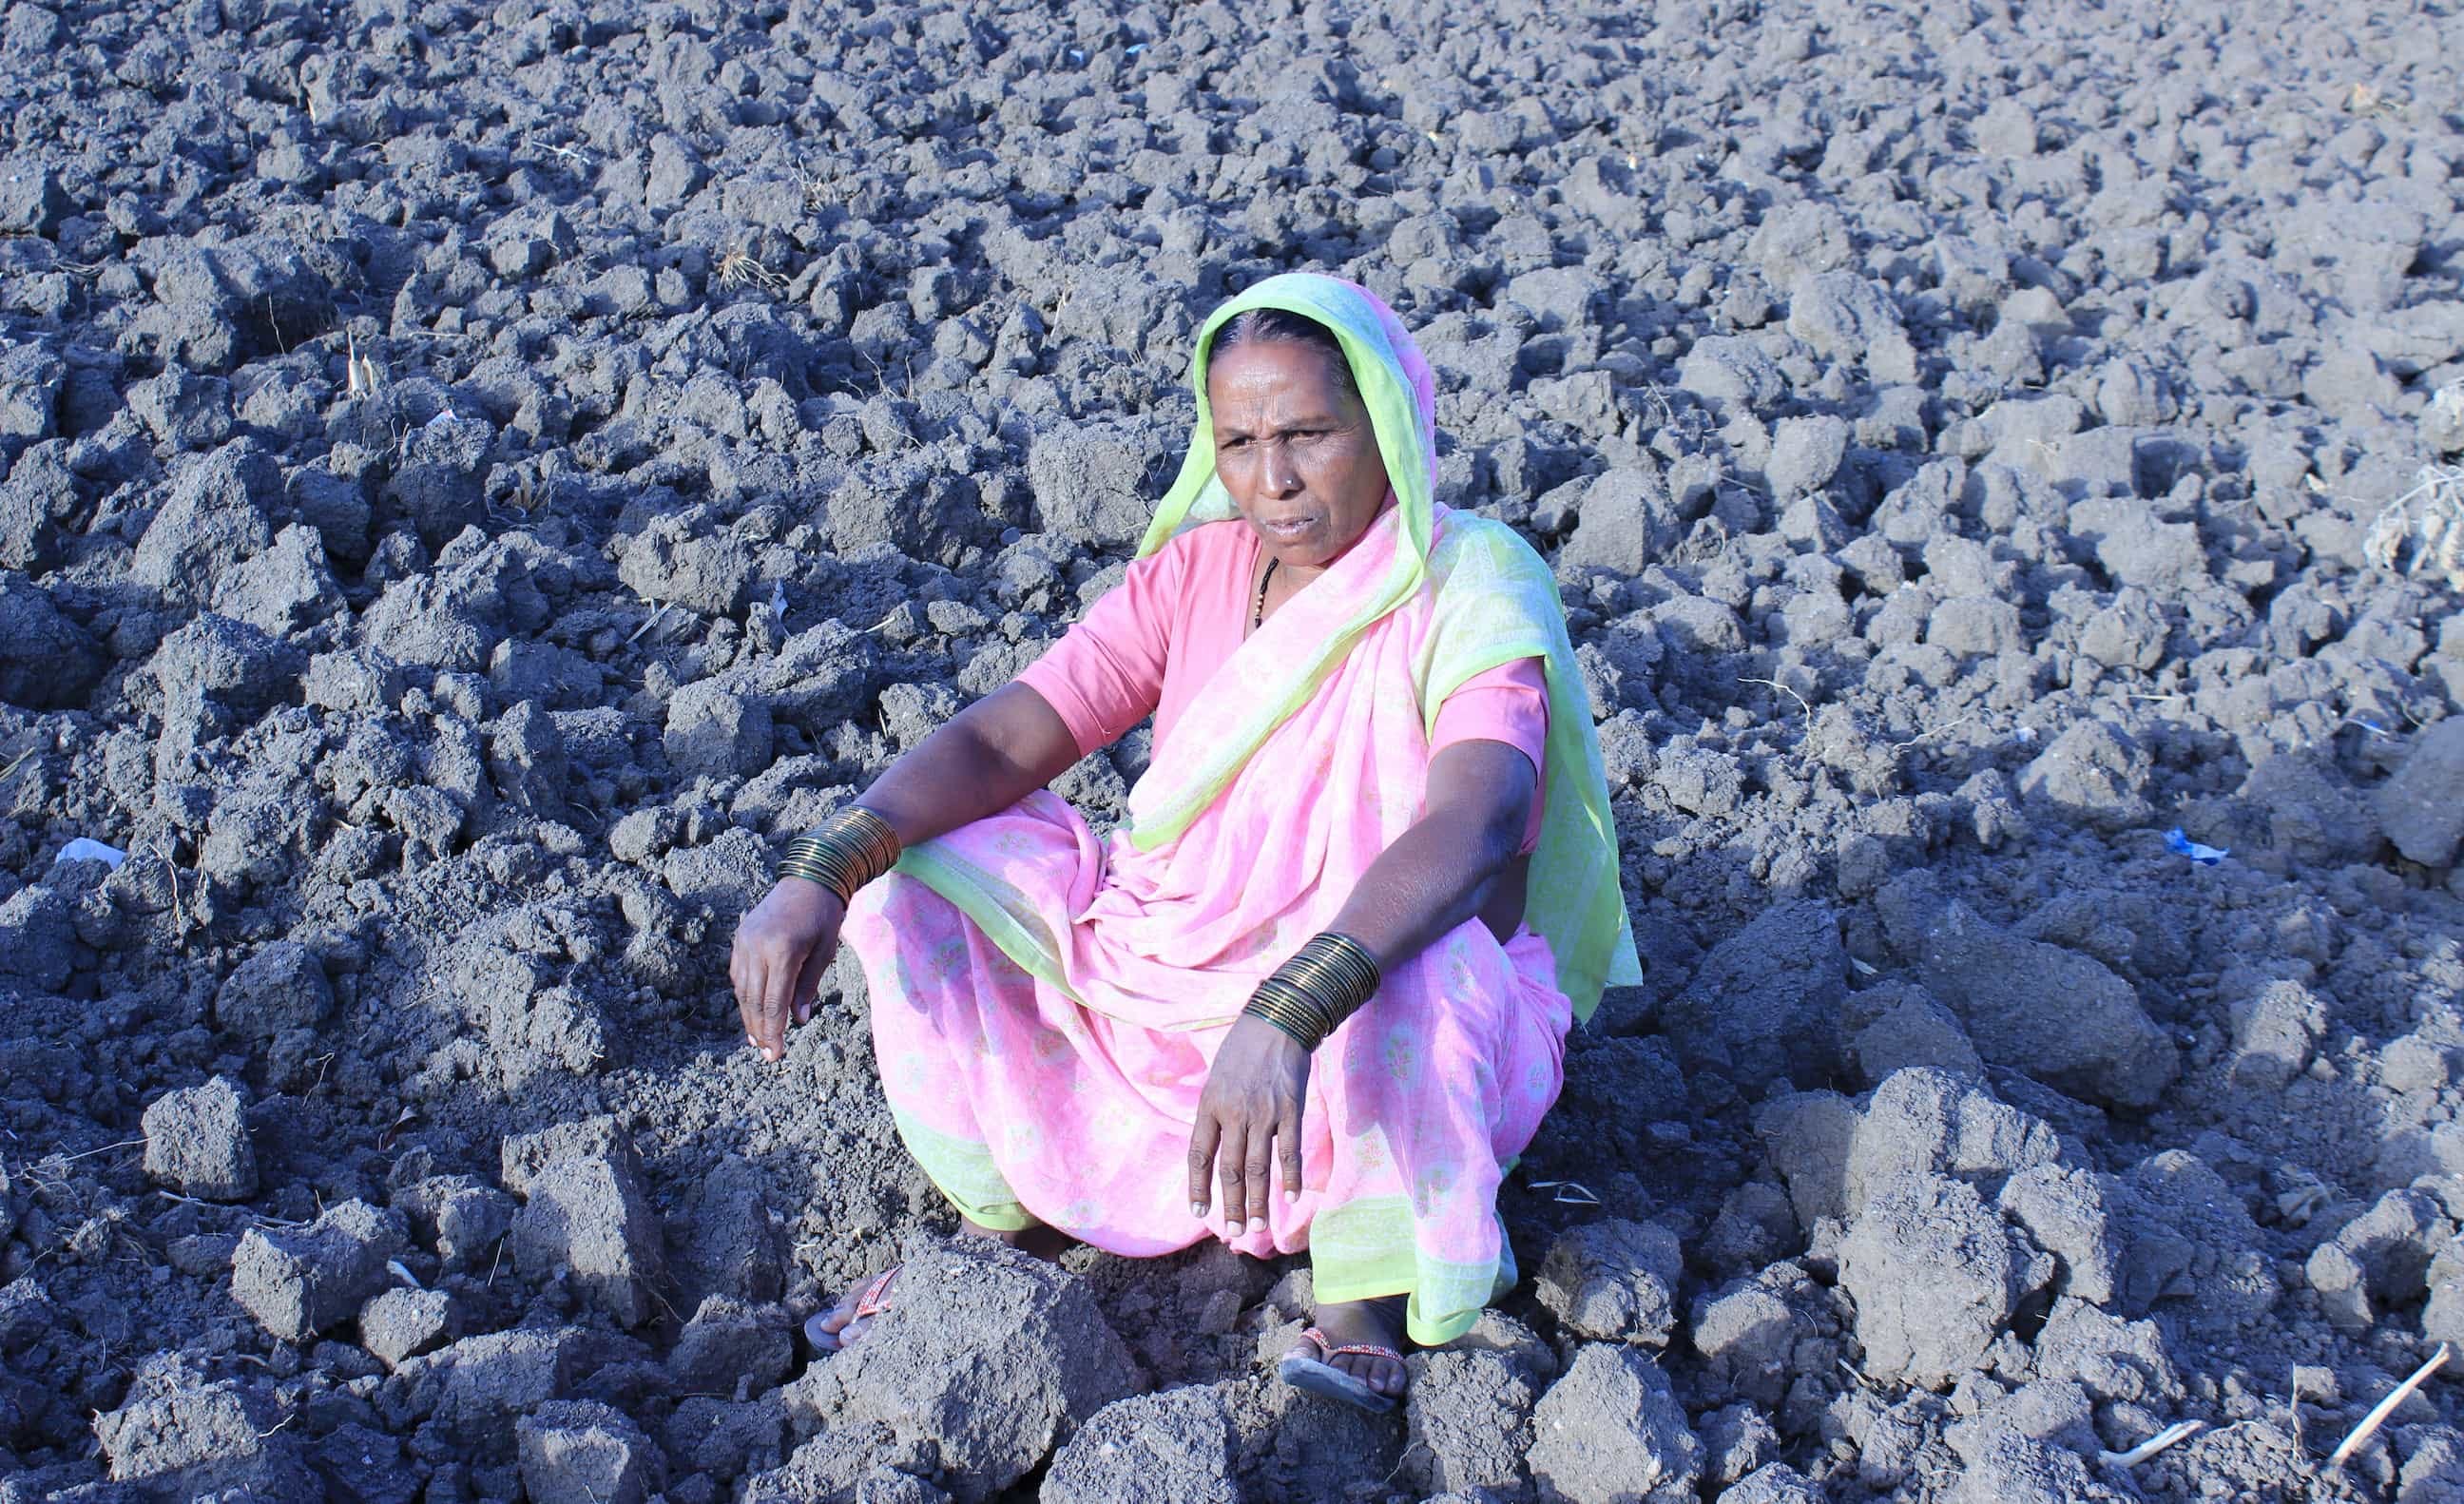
<box><xmin>1251</xmin><ymin>556</ymin><xmax>1280</xmax><ymax>631</ymax></box>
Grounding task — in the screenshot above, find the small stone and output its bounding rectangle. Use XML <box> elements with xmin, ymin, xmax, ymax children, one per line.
<box><xmin>1028</xmin><ymin>418</ymin><xmax>1170</xmax><ymax>552</ymax></box>
<box><xmin>664</xmin><ymin>681</ymin><xmax>773</xmax><ymax>780</ymax></box>
<box><xmin>360</xmin><ymin>1285</ymin><xmax>454</xmax><ymax>1369</ymax></box>
<box><xmin>1658</xmin><ymin>745</ymin><xmax>1745</xmax><ymax>818</ymax></box>
<box><xmin>1042</xmin><ymin>1386</ymin><xmax>1237</xmax><ymax>1504</ymax></box>
<box><xmin>1764</xmin><ymin>415</ymin><xmax>1850</xmax><ymax>498</ymax></box>
<box><xmin>0</xmin><ymin>570</ymin><xmax>105</xmax><ymax>708</ymax></box>
<box><xmin>491</xmin><ymin>235</ymin><xmax>552</xmax><ymax>279</ymax></box>
<box><xmin>382</xmin><ymin>1326</ymin><xmax>607</xmax><ymax>1446</ymax></box>
<box><xmin>2304</xmin><ymin>1188</ymin><xmax>2451</xmax><ymax>1336</ymax></box>
<box><xmin>1559</xmin><ymin>463</ymin><xmax>1684</xmax><ymax>575</ymax></box>
<box><xmin>1402</xmin><ymin>1349</ymin><xmax>1538</xmax><ymax>1498</ymax></box>
<box><xmin>666</xmin><ymin>1295</ymin><xmax>792</xmax><ymax>1394</ymax></box>
<box><xmin>1690</xmin><ymin>1279</ymin><xmax>1804</xmax><ymax>1409</ymax></box>
<box><xmin>679</xmin><ymin>1155</ymin><xmax>787</xmax><ymax>1304</ymax></box>
<box><xmin>1851</xmin><ymin>988</ymin><xmax>1986</xmax><ymax>1085</ymax></box>
<box><xmin>127</xmin><ymin>368</ymin><xmax>235</xmax><ymax>452</ymax></box>
<box><xmin>1661</xmin><ymin>899</ymin><xmax>1847</xmax><ymax>1094</ymax></box>
<box><xmin>1703</xmin><ymin>1182</ymin><xmax>1800</xmax><ymax>1276</ymax></box>
<box><xmin>1696</xmin><ymin>1403</ymin><xmax>1783</xmax><ymax>1487</ymax></box>
<box><xmin>2384</xmin><ymin>1035</ymin><xmax>2454</xmax><ymax>1095</ymax></box>
<box><xmin>1996</xmin><ymin>1165</ymin><xmax>2122</xmax><ymax>1306</ymax></box>
<box><xmin>507</xmin><ymin>1127</ymin><xmax>665</xmax><ymax>1327</ymax></box>
<box><xmin>664</xmin><ymin>1395</ymin><xmax>791</xmax><ymax>1484</ymax></box>
<box><xmin>397</xmin><ymin>1175</ymin><xmax>518</xmax><ymax>1270</ymax></box>
<box><xmin>1722</xmin><ymin>1463</ymin><xmax>1820</xmax><ymax>1503</ymax></box>
<box><xmin>96</xmin><ymin>1359</ymin><xmax>314</xmax><ymax>1496</ymax></box>
<box><xmin>518</xmin><ymin>1399</ymin><xmax>664</xmax><ymax>1504</ymax></box>
<box><xmin>1876</xmin><ymin>880</ymin><xmax>2178</xmax><ymax>1111</ymax></box>
<box><xmin>2016</xmin><ymin>720</ymin><xmax>2153</xmax><ymax>832</ymax></box>
<box><xmin>827</xmin><ymin>1238</ymin><xmax>1138</xmax><ymax>1501</ymax></box>
<box><xmin>168</xmin><ymin>1232</ymin><xmax>241</xmax><ymax>1276</ymax></box>
<box><xmin>1788</xmin><ymin>271</ymin><xmax>1909</xmax><ymax>372</ymax></box>
<box><xmin>1528</xmin><ymin>1344</ymin><xmax>1703</xmax><ymax>1504</ymax></box>
<box><xmin>1927</xmin><ymin>595</ymin><xmax>2025</xmax><ymax>659</ymax></box>
<box><xmin>233</xmin><ymin>1200</ymin><xmax>407</xmax><ymax>1343</ymax></box>
<box><xmin>212</xmin><ymin>941</ymin><xmax>335</xmax><ymax>1041</ymax></box>
<box><xmin>1679</xmin><ymin>336</ymin><xmax>1786</xmax><ymax>413</ymax></box>
<box><xmin>2376</xmin><ymin>719</ymin><xmax>2464</xmax><ymax>868</ymax></box>
<box><xmin>0</xmin><ymin>156</ymin><xmax>69</xmax><ymax>236</ymax></box>
<box><xmin>1535</xmin><ymin>1219</ymin><xmax>1684</xmax><ymax>1346</ymax></box>
<box><xmin>131</xmin><ymin>442</ymin><xmax>279</xmax><ymax>604</ymax></box>
<box><xmin>142</xmin><ymin>1075</ymin><xmax>259</xmax><ymax>1202</ymax></box>
<box><xmin>1973</xmin><ymin>98</ymin><xmax>2041</xmax><ymax>156</ymax></box>
<box><xmin>1842</xmin><ymin>1069</ymin><xmax>2062</xmax><ymax>1223</ymax></box>
<box><xmin>310</xmin><ymin>1423</ymin><xmax>416</xmax><ymax>1504</ymax></box>
<box><xmin>1838</xmin><ymin>1172</ymin><xmax>2039</xmax><ymax>1387</ymax></box>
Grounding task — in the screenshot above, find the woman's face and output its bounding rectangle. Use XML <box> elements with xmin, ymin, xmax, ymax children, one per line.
<box><xmin>1205</xmin><ymin>339</ymin><xmax>1392</xmax><ymax>570</ymax></box>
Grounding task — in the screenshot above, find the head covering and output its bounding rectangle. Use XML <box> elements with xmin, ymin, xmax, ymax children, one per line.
<box><xmin>1130</xmin><ymin>273</ymin><xmax>1642</xmax><ymax>1021</ymax></box>
<box><xmin>1141</xmin><ymin>273</ymin><xmax>1437</xmax><ymax>560</ymax></box>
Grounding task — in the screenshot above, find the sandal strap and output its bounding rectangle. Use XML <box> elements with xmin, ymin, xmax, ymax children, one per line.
<box><xmin>1296</xmin><ymin>1326</ymin><xmax>1403</xmax><ymax>1363</ymax></box>
<box><xmin>852</xmin><ymin>1265</ymin><xmax>900</xmax><ymax>1321</ymax></box>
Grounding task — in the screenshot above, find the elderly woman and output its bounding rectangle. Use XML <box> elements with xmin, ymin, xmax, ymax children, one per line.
<box><xmin>729</xmin><ymin>273</ymin><xmax>1637</xmax><ymax>1411</ymax></box>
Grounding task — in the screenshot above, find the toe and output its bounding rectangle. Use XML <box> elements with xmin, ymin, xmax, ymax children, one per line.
<box><xmin>1376</xmin><ymin>1356</ymin><xmax>1406</xmax><ymax>1395</ymax></box>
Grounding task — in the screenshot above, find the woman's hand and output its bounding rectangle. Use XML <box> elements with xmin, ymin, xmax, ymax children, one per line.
<box><xmin>729</xmin><ymin>878</ymin><xmax>845</xmax><ymax>1063</ymax></box>
<box><xmin>1187</xmin><ymin>1015</ymin><xmax>1311</xmax><ymax>1234</ymax></box>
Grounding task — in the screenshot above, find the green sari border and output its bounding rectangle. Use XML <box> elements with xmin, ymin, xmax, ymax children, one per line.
<box><xmin>889</xmin><ymin>1106</ymin><xmax>1035</xmax><ymax>1234</ymax></box>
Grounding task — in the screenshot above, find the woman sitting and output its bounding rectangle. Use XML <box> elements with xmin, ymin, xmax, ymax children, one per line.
<box><xmin>729</xmin><ymin>273</ymin><xmax>1638</xmax><ymax>1412</ymax></box>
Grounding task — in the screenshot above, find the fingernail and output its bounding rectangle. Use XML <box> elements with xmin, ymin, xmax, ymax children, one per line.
<box><xmin>1190</xmin><ymin>1202</ymin><xmax>1206</xmax><ymax>1219</ymax></box>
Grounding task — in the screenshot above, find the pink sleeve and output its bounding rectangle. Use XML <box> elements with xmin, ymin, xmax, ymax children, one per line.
<box><xmin>1013</xmin><ymin>547</ymin><xmax>1179</xmax><ymax>758</ymax></box>
<box><xmin>1431</xmin><ymin>656</ymin><xmax>1550</xmax><ymax>854</ymax></box>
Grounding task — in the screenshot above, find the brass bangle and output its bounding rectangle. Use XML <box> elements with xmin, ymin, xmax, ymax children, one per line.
<box><xmin>778</xmin><ymin>806</ymin><xmax>903</xmax><ymax>903</ymax></box>
<box><xmin>1239</xmin><ymin>933</ymin><xmax>1383</xmax><ymax>1051</ymax></box>
<box><xmin>1242</xmin><ymin>997</ymin><xmax>1320</xmax><ymax>1050</ymax></box>
<box><xmin>1247</xmin><ymin>980</ymin><xmax>1338</xmax><ymax>1045</ymax></box>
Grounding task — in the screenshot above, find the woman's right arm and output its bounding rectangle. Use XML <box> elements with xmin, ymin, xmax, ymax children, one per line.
<box><xmin>730</xmin><ymin>683</ymin><xmax>1083</xmax><ymax>1062</ymax></box>
<box><xmin>851</xmin><ymin>682</ymin><xmax>1087</xmax><ymax>851</ymax></box>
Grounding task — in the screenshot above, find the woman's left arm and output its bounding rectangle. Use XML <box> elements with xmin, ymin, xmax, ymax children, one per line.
<box><xmin>1188</xmin><ymin>740</ymin><xmax>1535</xmax><ymax>1234</ymax></box>
<box><xmin>1321</xmin><ymin>738</ymin><xmax>1536</xmax><ymax>963</ymax></box>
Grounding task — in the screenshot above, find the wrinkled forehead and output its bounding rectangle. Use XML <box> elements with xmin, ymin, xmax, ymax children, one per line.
<box><xmin>1203</xmin><ymin>339</ymin><xmax>1363</xmax><ymax>422</ymax></box>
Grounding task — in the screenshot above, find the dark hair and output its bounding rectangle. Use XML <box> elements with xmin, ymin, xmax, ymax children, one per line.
<box><xmin>1204</xmin><ymin>307</ymin><xmax>1358</xmax><ymax>397</ymax></box>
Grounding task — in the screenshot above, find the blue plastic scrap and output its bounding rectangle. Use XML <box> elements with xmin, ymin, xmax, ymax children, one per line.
<box><xmin>2165</xmin><ymin>828</ymin><xmax>2228</xmax><ymax>866</ymax></box>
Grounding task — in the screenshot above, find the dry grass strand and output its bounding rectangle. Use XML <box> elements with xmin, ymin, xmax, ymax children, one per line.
<box><xmin>2329</xmin><ymin>1343</ymin><xmax>2449</xmax><ymax>1468</ymax></box>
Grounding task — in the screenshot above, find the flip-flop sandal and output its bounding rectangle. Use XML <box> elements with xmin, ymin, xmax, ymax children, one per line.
<box><xmin>803</xmin><ymin>1265</ymin><xmax>899</xmax><ymax>1353</ymax></box>
<box><xmin>1276</xmin><ymin>1325</ymin><xmax>1405</xmax><ymax>1414</ymax></box>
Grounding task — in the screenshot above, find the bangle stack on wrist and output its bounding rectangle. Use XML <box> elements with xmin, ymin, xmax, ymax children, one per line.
<box><xmin>1241</xmin><ymin>933</ymin><xmax>1383</xmax><ymax>1051</ymax></box>
<box><xmin>777</xmin><ymin>807</ymin><xmax>902</xmax><ymax>904</ymax></box>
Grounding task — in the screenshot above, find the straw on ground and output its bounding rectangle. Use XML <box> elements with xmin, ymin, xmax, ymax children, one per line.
<box><xmin>2328</xmin><ymin>1342</ymin><xmax>2449</xmax><ymax>1467</ymax></box>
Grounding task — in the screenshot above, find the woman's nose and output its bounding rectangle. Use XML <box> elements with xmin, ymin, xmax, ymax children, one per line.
<box><xmin>1261</xmin><ymin>440</ymin><xmax>1302</xmax><ymax>495</ymax></box>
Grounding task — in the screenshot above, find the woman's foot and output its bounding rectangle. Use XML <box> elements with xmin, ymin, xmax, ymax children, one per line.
<box><xmin>1279</xmin><ymin>1294</ymin><xmax>1410</xmax><ymax>1410</ymax></box>
<box><xmin>805</xmin><ymin>1265</ymin><xmax>897</xmax><ymax>1352</ymax></box>
<box><xmin>807</xmin><ymin>1217</ymin><xmax>1070</xmax><ymax>1353</ymax></box>
<box><xmin>1312</xmin><ymin>1294</ymin><xmax>1410</xmax><ymax>1398</ymax></box>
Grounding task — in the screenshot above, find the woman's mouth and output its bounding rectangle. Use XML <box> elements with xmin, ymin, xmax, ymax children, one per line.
<box><xmin>1258</xmin><ymin>515</ymin><xmax>1317</xmax><ymax>539</ymax></box>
